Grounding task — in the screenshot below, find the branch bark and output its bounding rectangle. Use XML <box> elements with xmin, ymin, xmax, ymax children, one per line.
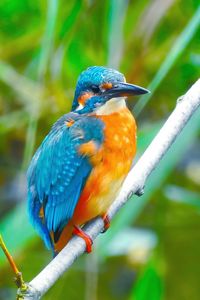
<box><xmin>18</xmin><ymin>79</ymin><xmax>200</xmax><ymax>299</ymax></box>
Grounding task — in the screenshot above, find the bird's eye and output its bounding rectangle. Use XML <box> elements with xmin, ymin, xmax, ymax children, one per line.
<box><xmin>90</xmin><ymin>85</ymin><xmax>100</xmax><ymax>93</ymax></box>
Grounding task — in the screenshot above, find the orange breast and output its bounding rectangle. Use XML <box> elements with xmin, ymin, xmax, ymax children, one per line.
<box><xmin>72</xmin><ymin>107</ymin><xmax>137</xmax><ymax>225</ymax></box>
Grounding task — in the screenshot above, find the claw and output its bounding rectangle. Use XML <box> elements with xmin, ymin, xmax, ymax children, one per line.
<box><xmin>101</xmin><ymin>214</ymin><xmax>110</xmax><ymax>233</ymax></box>
<box><xmin>73</xmin><ymin>225</ymin><xmax>93</xmax><ymax>253</ymax></box>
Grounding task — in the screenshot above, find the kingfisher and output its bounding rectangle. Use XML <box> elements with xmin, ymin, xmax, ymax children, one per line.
<box><xmin>27</xmin><ymin>66</ymin><xmax>149</xmax><ymax>255</ymax></box>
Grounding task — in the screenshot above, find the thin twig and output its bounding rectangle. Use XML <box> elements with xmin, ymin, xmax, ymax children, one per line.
<box><xmin>0</xmin><ymin>234</ymin><xmax>28</xmax><ymax>298</ymax></box>
<box><xmin>17</xmin><ymin>79</ymin><xmax>200</xmax><ymax>299</ymax></box>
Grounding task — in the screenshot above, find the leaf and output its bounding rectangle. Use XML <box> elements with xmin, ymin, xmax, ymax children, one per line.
<box><xmin>134</xmin><ymin>5</ymin><xmax>200</xmax><ymax>116</ymax></box>
<box><xmin>130</xmin><ymin>261</ymin><xmax>164</xmax><ymax>300</ymax></box>
<box><xmin>37</xmin><ymin>0</ymin><xmax>59</xmax><ymax>79</ymax></box>
<box><xmin>107</xmin><ymin>0</ymin><xmax>129</xmax><ymax>68</ymax></box>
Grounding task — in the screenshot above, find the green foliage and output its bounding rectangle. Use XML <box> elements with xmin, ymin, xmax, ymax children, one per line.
<box><xmin>130</xmin><ymin>260</ymin><xmax>164</xmax><ymax>300</ymax></box>
<box><xmin>134</xmin><ymin>5</ymin><xmax>200</xmax><ymax>116</ymax></box>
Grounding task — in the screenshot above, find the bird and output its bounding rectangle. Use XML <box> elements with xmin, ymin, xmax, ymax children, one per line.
<box><xmin>27</xmin><ymin>66</ymin><xmax>149</xmax><ymax>256</ymax></box>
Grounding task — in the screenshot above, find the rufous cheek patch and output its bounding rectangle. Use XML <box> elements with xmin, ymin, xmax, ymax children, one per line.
<box><xmin>78</xmin><ymin>92</ymin><xmax>94</xmax><ymax>106</ymax></box>
<box><xmin>101</xmin><ymin>82</ymin><xmax>113</xmax><ymax>90</ymax></box>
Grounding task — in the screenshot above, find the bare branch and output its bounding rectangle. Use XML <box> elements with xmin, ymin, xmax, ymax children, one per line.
<box><xmin>18</xmin><ymin>79</ymin><xmax>200</xmax><ymax>300</ymax></box>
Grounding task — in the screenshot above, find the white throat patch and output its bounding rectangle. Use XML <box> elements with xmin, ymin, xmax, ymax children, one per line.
<box><xmin>95</xmin><ymin>97</ymin><xmax>126</xmax><ymax>115</ymax></box>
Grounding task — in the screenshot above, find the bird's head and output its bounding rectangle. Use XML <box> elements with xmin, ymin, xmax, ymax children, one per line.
<box><xmin>72</xmin><ymin>66</ymin><xmax>149</xmax><ymax>114</ymax></box>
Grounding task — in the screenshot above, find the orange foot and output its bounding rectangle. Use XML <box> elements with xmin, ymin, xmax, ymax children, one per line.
<box><xmin>73</xmin><ymin>225</ymin><xmax>93</xmax><ymax>253</ymax></box>
<box><xmin>101</xmin><ymin>214</ymin><xmax>110</xmax><ymax>233</ymax></box>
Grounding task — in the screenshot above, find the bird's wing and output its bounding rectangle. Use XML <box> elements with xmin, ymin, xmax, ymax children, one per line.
<box><xmin>27</xmin><ymin>113</ymin><xmax>104</xmax><ymax>249</ymax></box>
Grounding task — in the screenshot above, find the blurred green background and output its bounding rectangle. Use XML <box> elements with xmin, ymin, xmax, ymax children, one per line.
<box><xmin>0</xmin><ymin>0</ymin><xmax>200</xmax><ymax>299</ymax></box>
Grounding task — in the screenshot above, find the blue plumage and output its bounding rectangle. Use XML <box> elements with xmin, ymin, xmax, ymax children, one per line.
<box><xmin>27</xmin><ymin>112</ymin><xmax>104</xmax><ymax>249</ymax></box>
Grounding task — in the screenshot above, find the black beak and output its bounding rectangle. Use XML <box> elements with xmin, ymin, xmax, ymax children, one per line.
<box><xmin>102</xmin><ymin>82</ymin><xmax>150</xmax><ymax>98</ymax></box>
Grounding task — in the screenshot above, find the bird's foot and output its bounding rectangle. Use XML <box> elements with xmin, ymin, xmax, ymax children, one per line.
<box><xmin>73</xmin><ymin>225</ymin><xmax>93</xmax><ymax>253</ymax></box>
<box><xmin>101</xmin><ymin>214</ymin><xmax>110</xmax><ymax>233</ymax></box>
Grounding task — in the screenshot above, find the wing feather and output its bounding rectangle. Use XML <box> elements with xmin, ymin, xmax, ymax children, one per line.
<box><xmin>27</xmin><ymin>113</ymin><xmax>104</xmax><ymax>249</ymax></box>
